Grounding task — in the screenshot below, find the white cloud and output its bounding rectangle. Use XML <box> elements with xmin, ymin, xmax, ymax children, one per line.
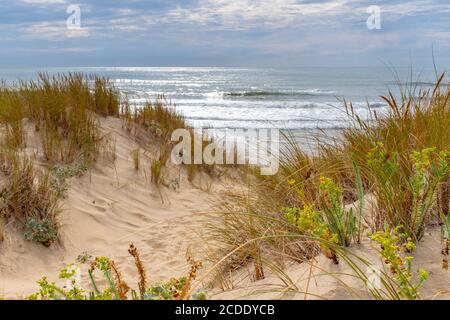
<box><xmin>380</xmin><ymin>0</ymin><xmax>450</xmax><ymax>16</ymax></box>
<box><xmin>165</xmin><ymin>0</ymin><xmax>450</xmax><ymax>31</ymax></box>
<box><xmin>21</xmin><ymin>0</ymin><xmax>66</xmax><ymax>4</ymax></box>
<box><xmin>23</xmin><ymin>21</ymin><xmax>89</xmax><ymax>40</ymax></box>
<box><xmin>425</xmin><ymin>31</ymin><xmax>450</xmax><ymax>40</ymax></box>
<box><xmin>167</xmin><ymin>0</ymin><xmax>357</xmax><ymax>30</ymax></box>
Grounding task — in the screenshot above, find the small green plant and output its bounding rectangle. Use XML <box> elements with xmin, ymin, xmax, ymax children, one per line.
<box><xmin>409</xmin><ymin>148</ymin><xmax>450</xmax><ymax>240</ymax></box>
<box><xmin>52</xmin><ymin>162</ymin><xmax>88</xmax><ymax>180</ymax></box>
<box><xmin>24</xmin><ymin>217</ymin><xmax>58</xmax><ymax>247</ymax></box>
<box><xmin>27</xmin><ymin>277</ymin><xmax>71</xmax><ymax>300</ymax></box>
<box><xmin>284</xmin><ymin>204</ymin><xmax>339</xmax><ymax>263</ymax></box>
<box><xmin>370</xmin><ymin>227</ymin><xmax>428</xmax><ymax>300</ymax></box>
<box><xmin>319</xmin><ymin>176</ymin><xmax>356</xmax><ymax>247</ymax></box>
<box><xmin>441</xmin><ymin>213</ymin><xmax>450</xmax><ymax>270</ymax></box>
<box><xmin>367</xmin><ymin>144</ymin><xmax>450</xmax><ymax>241</ymax></box>
<box><xmin>145</xmin><ymin>278</ymin><xmax>187</xmax><ymax>300</ymax></box>
<box><xmin>76</xmin><ymin>251</ymin><xmax>93</xmax><ymax>264</ymax></box>
<box><xmin>283</xmin><ymin>174</ymin><xmax>360</xmax><ymax>264</ymax></box>
<box><xmin>50</xmin><ymin>162</ymin><xmax>88</xmax><ymax>198</ymax></box>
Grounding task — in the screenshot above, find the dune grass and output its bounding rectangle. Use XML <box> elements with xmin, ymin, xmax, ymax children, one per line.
<box><xmin>0</xmin><ymin>73</ymin><xmax>122</xmax><ymax>245</ymax></box>
<box><xmin>133</xmin><ymin>96</ymin><xmax>186</xmax><ymax>143</ymax></box>
<box><xmin>121</xmin><ymin>95</ymin><xmax>220</xmax><ymax>184</ymax></box>
<box><xmin>131</xmin><ymin>148</ymin><xmax>140</xmax><ymax>171</ymax></box>
<box><xmin>0</xmin><ymin>152</ymin><xmax>60</xmax><ymax>246</ymax></box>
<box><xmin>0</xmin><ymin>73</ymin><xmax>120</xmax><ymax>165</ymax></box>
<box><xmin>205</xmin><ymin>73</ymin><xmax>450</xmax><ymax>299</ymax></box>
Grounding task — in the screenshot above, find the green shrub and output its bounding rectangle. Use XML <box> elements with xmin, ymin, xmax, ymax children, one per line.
<box><xmin>366</xmin><ymin>144</ymin><xmax>450</xmax><ymax>241</ymax></box>
<box><xmin>319</xmin><ymin>176</ymin><xmax>356</xmax><ymax>247</ymax></box>
<box><xmin>370</xmin><ymin>227</ymin><xmax>428</xmax><ymax>300</ymax></box>
<box><xmin>50</xmin><ymin>162</ymin><xmax>88</xmax><ymax>198</ymax></box>
<box><xmin>24</xmin><ymin>217</ymin><xmax>58</xmax><ymax>247</ymax></box>
<box><xmin>0</xmin><ymin>157</ymin><xmax>60</xmax><ymax>246</ymax></box>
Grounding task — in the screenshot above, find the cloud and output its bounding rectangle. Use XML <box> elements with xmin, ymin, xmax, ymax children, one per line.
<box><xmin>166</xmin><ymin>0</ymin><xmax>355</xmax><ymax>30</ymax></box>
<box><xmin>3</xmin><ymin>46</ymin><xmax>96</xmax><ymax>53</ymax></box>
<box><xmin>23</xmin><ymin>21</ymin><xmax>89</xmax><ymax>40</ymax></box>
<box><xmin>163</xmin><ymin>0</ymin><xmax>450</xmax><ymax>31</ymax></box>
<box><xmin>425</xmin><ymin>31</ymin><xmax>450</xmax><ymax>40</ymax></box>
<box><xmin>380</xmin><ymin>0</ymin><xmax>450</xmax><ymax>16</ymax></box>
<box><xmin>21</xmin><ymin>0</ymin><xmax>66</xmax><ymax>4</ymax></box>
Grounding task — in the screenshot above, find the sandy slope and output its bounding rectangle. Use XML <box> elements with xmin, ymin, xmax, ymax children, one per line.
<box><xmin>0</xmin><ymin>117</ymin><xmax>216</xmax><ymax>297</ymax></box>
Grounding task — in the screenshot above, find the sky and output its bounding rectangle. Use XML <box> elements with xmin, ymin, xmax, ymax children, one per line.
<box><xmin>0</xmin><ymin>0</ymin><xmax>449</xmax><ymax>68</ymax></box>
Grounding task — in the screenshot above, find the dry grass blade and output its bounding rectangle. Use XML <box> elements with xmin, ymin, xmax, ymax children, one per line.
<box><xmin>110</xmin><ymin>260</ymin><xmax>130</xmax><ymax>300</ymax></box>
<box><xmin>128</xmin><ymin>243</ymin><xmax>147</xmax><ymax>296</ymax></box>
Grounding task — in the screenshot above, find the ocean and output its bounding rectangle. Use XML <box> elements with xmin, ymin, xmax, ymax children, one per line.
<box><xmin>0</xmin><ymin>66</ymin><xmax>445</xmax><ymax>131</ymax></box>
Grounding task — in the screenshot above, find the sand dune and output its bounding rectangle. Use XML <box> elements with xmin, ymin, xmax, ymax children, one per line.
<box><xmin>0</xmin><ymin>117</ymin><xmax>215</xmax><ymax>298</ymax></box>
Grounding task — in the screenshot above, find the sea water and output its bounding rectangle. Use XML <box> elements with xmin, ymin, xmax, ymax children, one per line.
<box><xmin>1</xmin><ymin>66</ymin><xmax>445</xmax><ymax>133</ymax></box>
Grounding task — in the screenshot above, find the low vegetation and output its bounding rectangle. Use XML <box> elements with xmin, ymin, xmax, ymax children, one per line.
<box><xmin>26</xmin><ymin>244</ymin><xmax>207</xmax><ymax>300</ymax></box>
<box><xmin>0</xmin><ymin>154</ymin><xmax>60</xmax><ymax>246</ymax></box>
<box><xmin>121</xmin><ymin>96</ymin><xmax>218</xmax><ymax>184</ymax></box>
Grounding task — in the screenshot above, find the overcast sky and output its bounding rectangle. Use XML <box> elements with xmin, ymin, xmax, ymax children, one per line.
<box><xmin>1</xmin><ymin>0</ymin><xmax>449</xmax><ymax>68</ymax></box>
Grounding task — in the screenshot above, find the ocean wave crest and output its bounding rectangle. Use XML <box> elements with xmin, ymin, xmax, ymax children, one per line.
<box><xmin>222</xmin><ymin>89</ymin><xmax>335</xmax><ymax>97</ymax></box>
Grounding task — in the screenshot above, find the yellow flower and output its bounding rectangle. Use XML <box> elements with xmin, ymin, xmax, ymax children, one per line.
<box><xmin>330</xmin><ymin>233</ymin><xmax>339</xmax><ymax>244</ymax></box>
<box><xmin>288</xmin><ymin>178</ymin><xmax>296</xmax><ymax>186</ymax></box>
<box><xmin>405</xmin><ymin>241</ymin><xmax>416</xmax><ymax>251</ymax></box>
<box><xmin>297</xmin><ymin>185</ymin><xmax>305</xmax><ymax>199</ymax></box>
<box><xmin>418</xmin><ymin>268</ymin><xmax>429</xmax><ymax>280</ymax></box>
